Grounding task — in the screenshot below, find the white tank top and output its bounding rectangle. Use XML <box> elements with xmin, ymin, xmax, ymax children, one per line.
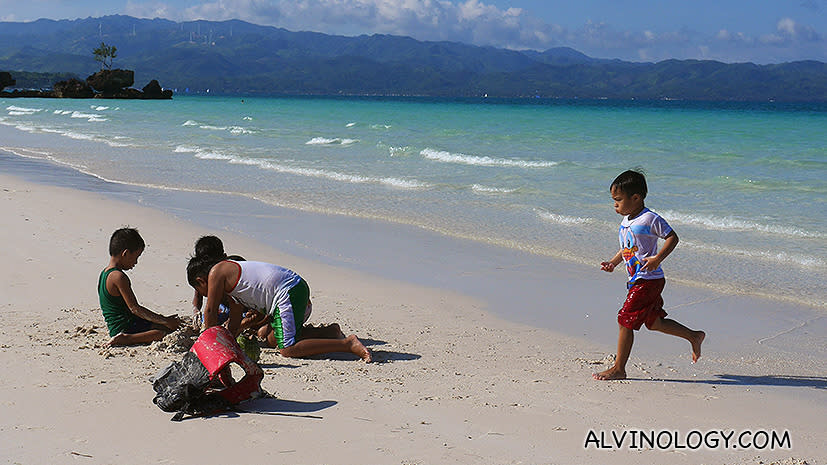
<box><xmin>226</xmin><ymin>260</ymin><xmax>302</xmax><ymax>316</ymax></box>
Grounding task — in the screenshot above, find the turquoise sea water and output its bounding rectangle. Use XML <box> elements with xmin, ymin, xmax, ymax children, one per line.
<box><xmin>2</xmin><ymin>96</ymin><xmax>826</xmax><ymax>309</ymax></box>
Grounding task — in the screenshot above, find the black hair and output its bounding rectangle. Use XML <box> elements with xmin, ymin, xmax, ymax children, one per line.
<box><xmin>187</xmin><ymin>253</ymin><xmax>223</xmax><ymax>288</ymax></box>
<box><xmin>611</xmin><ymin>170</ymin><xmax>648</xmax><ymax>199</ymax></box>
<box><xmin>109</xmin><ymin>228</ymin><xmax>145</xmax><ymax>256</ymax></box>
<box><xmin>194</xmin><ymin>235</ymin><xmax>226</xmax><ymax>260</ymax></box>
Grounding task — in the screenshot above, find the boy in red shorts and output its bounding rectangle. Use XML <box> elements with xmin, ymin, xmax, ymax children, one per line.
<box><xmin>594</xmin><ymin>170</ymin><xmax>705</xmax><ymax>381</ymax></box>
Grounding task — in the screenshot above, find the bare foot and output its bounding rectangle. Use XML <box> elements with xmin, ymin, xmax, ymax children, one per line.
<box><xmin>106</xmin><ymin>332</ymin><xmax>128</xmax><ymax>347</ymax></box>
<box><xmin>346</xmin><ymin>334</ymin><xmax>372</xmax><ymax>362</ymax></box>
<box><xmin>593</xmin><ymin>366</ymin><xmax>626</xmax><ymax>381</ymax></box>
<box><xmin>691</xmin><ymin>331</ymin><xmax>705</xmax><ymax>363</ymax></box>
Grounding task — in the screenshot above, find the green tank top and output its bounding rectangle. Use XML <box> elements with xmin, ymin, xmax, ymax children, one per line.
<box><xmin>98</xmin><ymin>268</ymin><xmax>134</xmax><ymax>337</ymax></box>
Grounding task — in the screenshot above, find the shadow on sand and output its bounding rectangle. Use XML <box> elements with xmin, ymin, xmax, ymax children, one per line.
<box><xmin>185</xmin><ymin>397</ymin><xmax>337</xmax><ymax>421</ymax></box>
<box><xmin>255</xmin><ymin>338</ymin><xmax>420</xmax><ymax>363</ymax></box>
<box><xmin>633</xmin><ymin>374</ymin><xmax>826</xmax><ymax>389</ymax></box>
<box><xmin>303</xmin><ymin>349</ymin><xmax>421</xmax><ymax>363</ymax></box>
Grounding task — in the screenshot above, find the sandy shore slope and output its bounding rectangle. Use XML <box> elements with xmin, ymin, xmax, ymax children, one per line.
<box><xmin>0</xmin><ymin>173</ymin><xmax>824</xmax><ymax>465</ymax></box>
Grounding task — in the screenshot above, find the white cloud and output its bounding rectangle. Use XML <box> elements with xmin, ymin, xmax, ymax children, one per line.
<box><xmin>117</xmin><ymin>0</ymin><xmax>825</xmax><ymax>62</ymax></box>
<box><xmin>125</xmin><ymin>1</ymin><xmax>177</xmax><ymax>20</ymax></box>
<box><xmin>777</xmin><ymin>17</ymin><xmax>797</xmax><ymax>36</ymax></box>
<box><xmin>119</xmin><ymin>0</ymin><xmax>565</xmax><ymax>50</ymax></box>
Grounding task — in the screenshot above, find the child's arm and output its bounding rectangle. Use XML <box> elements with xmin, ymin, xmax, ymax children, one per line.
<box><xmin>225</xmin><ymin>299</ymin><xmax>247</xmax><ymax>337</ymax></box>
<box><xmin>110</xmin><ymin>271</ymin><xmax>180</xmax><ymax>331</ymax></box>
<box><xmin>641</xmin><ymin>230</ymin><xmax>679</xmax><ymax>272</ymax></box>
<box><xmin>203</xmin><ymin>261</ymin><xmax>234</xmax><ymax>329</ymax></box>
<box><xmin>601</xmin><ymin>249</ymin><xmax>623</xmax><ymax>272</ymax></box>
<box><xmin>192</xmin><ymin>289</ymin><xmax>203</xmax><ymax>327</ymax></box>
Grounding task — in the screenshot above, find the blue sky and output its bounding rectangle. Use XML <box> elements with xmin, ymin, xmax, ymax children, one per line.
<box><xmin>1</xmin><ymin>0</ymin><xmax>825</xmax><ymax>63</ymax></box>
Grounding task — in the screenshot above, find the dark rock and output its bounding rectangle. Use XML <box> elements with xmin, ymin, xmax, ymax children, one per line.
<box><xmin>53</xmin><ymin>78</ymin><xmax>94</xmax><ymax>98</ymax></box>
<box><xmin>3</xmin><ymin>68</ymin><xmax>170</xmax><ymax>100</ymax></box>
<box><xmin>86</xmin><ymin>69</ymin><xmax>134</xmax><ymax>93</ymax></box>
<box><xmin>96</xmin><ymin>87</ymin><xmax>143</xmax><ymax>99</ymax></box>
<box><xmin>0</xmin><ymin>89</ymin><xmax>55</xmax><ymax>98</ymax></box>
<box><xmin>141</xmin><ymin>79</ymin><xmax>173</xmax><ymax>99</ymax></box>
<box><xmin>142</xmin><ymin>79</ymin><xmax>162</xmax><ymax>96</ymax></box>
<box><xmin>0</xmin><ymin>71</ymin><xmax>15</xmax><ymax>91</ymax></box>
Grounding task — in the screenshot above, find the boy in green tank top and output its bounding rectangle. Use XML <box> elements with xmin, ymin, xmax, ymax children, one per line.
<box><xmin>98</xmin><ymin>228</ymin><xmax>180</xmax><ymax>346</ymax></box>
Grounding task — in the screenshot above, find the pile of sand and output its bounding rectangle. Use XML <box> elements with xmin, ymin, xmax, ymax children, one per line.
<box><xmin>149</xmin><ymin>324</ymin><xmax>200</xmax><ymax>353</ymax></box>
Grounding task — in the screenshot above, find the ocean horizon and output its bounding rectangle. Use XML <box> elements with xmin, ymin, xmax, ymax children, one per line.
<box><xmin>2</xmin><ymin>95</ymin><xmax>825</xmax><ymax>310</ymax></box>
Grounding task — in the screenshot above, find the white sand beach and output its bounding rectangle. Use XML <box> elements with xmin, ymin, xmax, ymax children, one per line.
<box><xmin>1</xmin><ymin>164</ymin><xmax>825</xmax><ymax>464</ymax></box>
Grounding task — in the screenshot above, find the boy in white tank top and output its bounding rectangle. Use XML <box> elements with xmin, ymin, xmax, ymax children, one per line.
<box><xmin>187</xmin><ymin>255</ymin><xmax>371</xmax><ymax>362</ymax></box>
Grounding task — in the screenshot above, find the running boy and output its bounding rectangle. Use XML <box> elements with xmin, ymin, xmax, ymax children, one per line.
<box><xmin>98</xmin><ymin>228</ymin><xmax>181</xmax><ymax>346</ymax></box>
<box><xmin>186</xmin><ymin>254</ymin><xmax>371</xmax><ymax>362</ymax></box>
<box><xmin>594</xmin><ymin>170</ymin><xmax>705</xmax><ymax>381</ymax></box>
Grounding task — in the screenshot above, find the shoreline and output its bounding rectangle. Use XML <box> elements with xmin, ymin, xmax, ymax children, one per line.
<box><xmin>2</xmin><ymin>101</ymin><xmax>824</xmax><ymax>313</ymax></box>
<box><xmin>1</xmin><ymin>146</ymin><xmax>825</xmax><ymax>360</ymax></box>
<box><xmin>1</xmin><ymin>156</ymin><xmax>825</xmax><ymax>463</ymax></box>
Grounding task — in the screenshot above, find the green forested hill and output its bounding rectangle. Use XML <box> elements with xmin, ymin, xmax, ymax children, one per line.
<box><xmin>1</xmin><ymin>15</ymin><xmax>825</xmax><ymax>101</ymax></box>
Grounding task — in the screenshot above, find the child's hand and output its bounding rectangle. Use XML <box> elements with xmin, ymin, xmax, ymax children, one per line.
<box><xmin>165</xmin><ymin>315</ymin><xmax>182</xmax><ymax>331</ymax></box>
<box><xmin>600</xmin><ymin>261</ymin><xmax>616</xmax><ymax>272</ymax></box>
<box><xmin>640</xmin><ymin>257</ymin><xmax>661</xmax><ymax>272</ymax></box>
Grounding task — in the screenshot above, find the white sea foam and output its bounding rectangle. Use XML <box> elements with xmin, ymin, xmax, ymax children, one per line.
<box><xmin>662</xmin><ymin>210</ymin><xmax>825</xmax><ymax>239</ymax></box>
<box><xmin>681</xmin><ymin>239</ymin><xmax>826</xmax><ymax>269</ymax></box>
<box><xmin>535</xmin><ymin>209</ymin><xmax>593</xmax><ymax>225</ymax></box>
<box><xmin>190</xmin><ymin>149</ymin><xmax>233</xmax><ymax>160</ymax></box>
<box><xmin>106</xmin><ymin>140</ymin><xmax>133</xmax><ymax>147</ymax></box>
<box><xmin>62</xmin><ymin>131</ymin><xmax>97</xmax><ymax>141</ymax></box>
<box><xmin>229</xmin><ymin>126</ymin><xmax>255</xmax><ymax>135</ymax></box>
<box><xmin>421</xmin><ymin>148</ymin><xmax>558</xmax><ymax>168</ymax></box>
<box><xmin>199</xmin><ymin>124</ymin><xmax>228</xmax><ymax>131</ymax></box>
<box><xmin>105</xmin><ymin>136</ymin><xmax>135</xmax><ymax>148</ymax></box>
<box><xmin>370</xmin><ymin>124</ymin><xmax>392</xmax><ymax>129</ymax></box>
<box><xmin>0</xmin><ymin>146</ymin><xmax>53</xmax><ymax>158</ymax></box>
<box><xmin>92</xmin><ymin>106</ymin><xmax>110</xmax><ymax>111</ymax></box>
<box><xmin>174</xmin><ymin>145</ymin><xmax>200</xmax><ymax>153</ymax></box>
<box><xmin>191</xmin><ymin>150</ymin><xmax>426</xmax><ymax>189</ymax></box>
<box><xmin>242</xmin><ymin>116</ymin><xmax>253</xmax><ymax>121</ymax></box>
<box><xmin>306</xmin><ymin>137</ymin><xmax>359</xmax><ymax>146</ymax></box>
<box><xmin>184</xmin><ymin>122</ymin><xmax>253</xmax><ymax>135</ymax></box>
<box><xmin>388</xmin><ymin>146</ymin><xmax>412</xmax><ymax>157</ymax></box>
<box><xmin>14</xmin><ymin>124</ymin><xmax>37</xmax><ymax>132</ymax></box>
<box><xmin>471</xmin><ymin>184</ymin><xmax>517</xmax><ymax>194</ymax></box>
<box><xmin>346</xmin><ymin>122</ymin><xmax>356</xmax><ymax>127</ymax></box>
<box><xmin>70</xmin><ymin>111</ymin><xmax>106</xmax><ymax>122</ymax></box>
<box><xmin>54</xmin><ymin>110</ymin><xmax>73</xmax><ymax>115</ymax></box>
<box><xmin>6</xmin><ymin>105</ymin><xmax>41</xmax><ymax>114</ymax></box>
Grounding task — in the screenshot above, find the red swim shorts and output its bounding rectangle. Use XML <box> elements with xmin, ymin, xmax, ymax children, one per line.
<box><xmin>617</xmin><ymin>278</ymin><xmax>668</xmax><ymax>330</ymax></box>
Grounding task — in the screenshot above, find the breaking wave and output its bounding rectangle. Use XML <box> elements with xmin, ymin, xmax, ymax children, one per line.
<box><xmin>421</xmin><ymin>148</ymin><xmax>557</xmax><ymax>168</ymax></box>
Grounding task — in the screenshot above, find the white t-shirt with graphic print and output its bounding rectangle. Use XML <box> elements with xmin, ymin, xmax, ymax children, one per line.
<box><xmin>618</xmin><ymin>207</ymin><xmax>673</xmax><ymax>286</ymax></box>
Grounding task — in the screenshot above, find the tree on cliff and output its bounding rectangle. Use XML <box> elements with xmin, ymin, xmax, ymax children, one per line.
<box><xmin>93</xmin><ymin>42</ymin><xmax>118</xmax><ymax>70</ymax></box>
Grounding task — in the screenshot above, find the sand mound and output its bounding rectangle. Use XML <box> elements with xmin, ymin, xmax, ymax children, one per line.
<box><xmin>149</xmin><ymin>324</ymin><xmax>200</xmax><ymax>353</ymax></box>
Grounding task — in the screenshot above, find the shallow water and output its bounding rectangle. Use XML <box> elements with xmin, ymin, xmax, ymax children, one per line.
<box><xmin>2</xmin><ymin>96</ymin><xmax>825</xmax><ymax>308</ymax></box>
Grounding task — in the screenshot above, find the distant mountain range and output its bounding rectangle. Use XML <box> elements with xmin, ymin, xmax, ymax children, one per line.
<box><xmin>1</xmin><ymin>15</ymin><xmax>826</xmax><ymax>101</ymax></box>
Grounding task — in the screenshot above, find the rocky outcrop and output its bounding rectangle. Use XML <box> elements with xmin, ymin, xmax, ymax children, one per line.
<box><xmin>142</xmin><ymin>79</ymin><xmax>173</xmax><ymax>99</ymax></box>
<box><xmin>0</xmin><ymin>71</ymin><xmax>15</xmax><ymax>91</ymax></box>
<box><xmin>86</xmin><ymin>69</ymin><xmax>134</xmax><ymax>93</ymax></box>
<box><xmin>0</xmin><ymin>70</ymin><xmax>172</xmax><ymax>99</ymax></box>
<box><xmin>93</xmin><ymin>87</ymin><xmax>143</xmax><ymax>99</ymax></box>
<box><xmin>3</xmin><ymin>89</ymin><xmax>55</xmax><ymax>97</ymax></box>
<box><xmin>85</xmin><ymin>69</ymin><xmax>172</xmax><ymax>99</ymax></box>
<box><xmin>53</xmin><ymin>78</ymin><xmax>94</xmax><ymax>98</ymax></box>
